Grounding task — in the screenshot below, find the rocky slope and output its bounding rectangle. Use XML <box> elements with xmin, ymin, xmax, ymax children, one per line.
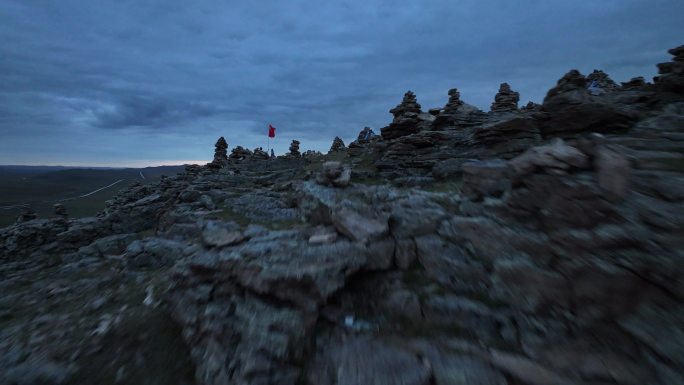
<box><xmin>1</xmin><ymin>45</ymin><xmax>683</xmax><ymax>385</ymax></box>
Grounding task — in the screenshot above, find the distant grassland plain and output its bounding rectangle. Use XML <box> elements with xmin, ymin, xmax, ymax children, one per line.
<box><xmin>0</xmin><ymin>166</ymin><xmax>185</xmax><ymax>228</ymax></box>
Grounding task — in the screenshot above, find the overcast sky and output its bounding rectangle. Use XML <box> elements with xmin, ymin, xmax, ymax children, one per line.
<box><xmin>1</xmin><ymin>0</ymin><xmax>683</xmax><ymax>166</ymax></box>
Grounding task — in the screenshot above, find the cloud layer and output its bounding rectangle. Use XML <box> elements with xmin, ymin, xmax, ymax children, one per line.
<box><xmin>1</xmin><ymin>0</ymin><xmax>683</xmax><ymax>166</ymax></box>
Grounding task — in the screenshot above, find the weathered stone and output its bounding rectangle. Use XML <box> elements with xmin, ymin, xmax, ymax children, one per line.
<box><xmin>508</xmin><ymin>138</ymin><xmax>589</xmax><ymax>179</ymax></box>
<box><xmin>307</xmin><ymin>337</ymin><xmax>431</xmax><ymax>385</ymax></box>
<box><xmin>316</xmin><ymin>161</ymin><xmax>352</xmax><ymax>187</ymax></box>
<box><xmin>201</xmin><ymin>220</ymin><xmax>247</xmax><ymax>247</ymax></box>
<box><xmin>594</xmin><ymin>144</ymin><xmax>631</xmax><ymax>200</ymax></box>
<box><xmin>461</xmin><ymin>160</ymin><xmax>511</xmax><ymax>199</ymax></box>
<box><xmin>332</xmin><ymin>208</ymin><xmax>388</xmax><ymax>242</ymax></box>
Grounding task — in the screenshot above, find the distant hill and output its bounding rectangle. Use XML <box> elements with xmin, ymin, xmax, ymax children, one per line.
<box><xmin>0</xmin><ymin>165</ymin><xmax>186</xmax><ymax>226</ymax></box>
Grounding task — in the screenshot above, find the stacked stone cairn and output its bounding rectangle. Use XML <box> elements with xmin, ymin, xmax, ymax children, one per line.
<box><xmin>53</xmin><ymin>204</ymin><xmax>68</xmax><ymax>220</ymax></box>
<box><xmin>380</xmin><ymin>91</ymin><xmax>423</xmax><ymax>139</ymax></box>
<box><xmin>16</xmin><ymin>206</ymin><xmax>38</xmax><ymax>223</ymax></box>
<box><xmin>544</xmin><ymin>69</ymin><xmax>588</xmax><ymax>101</ymax></box>
<box><xmin>252</xmin><ymin>147</ymin><xmax>269</xmax><ymax>160</ymax></box>
<box><xmin>655</xmin><ymin>45</ymin><xmax>684</xmax><ymax>93</ymax></box>
<box><xmin>229</xmin><ymin>146</ymin><xmax>252</xmax><ymax>161</ymax></box>
<box><xmin>208</xmin><ymin>137</ymin><xmax>228</xmax><ymax>168</ymax></box>
<box><xmin>587</xmin><ymin>69</ymin><xmax>619</xmax><ymax>91</ymax></box>
<box><xmin>521</xmin><ymin>101</ymin><xmax>540</xmax><ymax>111</ymax></box>
<box><xmin>443</xmin><ymin>88</ymin><xmax>465</xmax><ymax>114</ymax></box>
<box><xmin>356</xmin><ymin>127</ymin><xmax>377</xmax><ymax>143</ymax></box>
<box><xmin>329</xmin><ymin>137</ymin><xmax>345</xmax><ymax>152</ymax></box>
<box><xmin>621</xmin><ymin>76</ymin><xmax>647</xmax><ymax>89</ymax></box>
<box><xmin>288</xmin><ymin>140</ymin><xmax>301</xmax><ymax>157</ymax></box>
<box><xmin>490</xmin><ymin>83</ymin><xmax>520</xmax><ymax>112</ymax></box>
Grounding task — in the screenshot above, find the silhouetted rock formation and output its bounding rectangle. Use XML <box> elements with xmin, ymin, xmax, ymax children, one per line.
<box><xmin>587</xmin><ymin>69</ymin><xmax>619</xmax><ymax>91</ymax></box>
<box><xmin>656</xmin><ymin>45</ymin><xmax>684</xmax><ymax>93</ymax></box>
<box><xmin>490</xmin><ymin>83</ymin><xmax>520</xmax><ymax>112</ymax></box>
<box><xmin>329</xmin><ymin>136</ymin><xmax>345</xmax><ymax>152</ymax></box>
<box><xmin>2</xmin><ymin>44</ymin><xmax>684</xmax><ymax>385</ymax></box>
<box><xmin>622</xmin><ymin>76</ymin><xmax>647</xmax><ymax>89</ymax></box>
<box><xmin>381</xmin><ymin>91</ymin><xmax>432</xmax><ymax>139</ymax></box>
<box><xmin>541</xmin><ymin>69</ymin><xmax>638</xmax><ymax>136</ymax></box>
<box><xmin>53</xmin><ymin>204</ymin><xmax>68</xmax><ymax>220</ymax></box>
<box><xmin>521</xmin><ymin>101</ymin><xmax>540</xmax><ymax>111</ymax></box>
<box><xmin>209</xmin><ymin>137</ymin><xmax>228</xmax><ymax>168</ymax></box>
<box><xmin>229</xmin><ymin>146</ymin><xmax>252</xmax><ymax>161</ymax></box>
<box><xmin>432</xmin><ymin>88</ymin><xmax>485</xmax><ymax>129</ymax></box>
<box><xmin>16</xmin><ymin>206</ymin><xmax>37</xmax><ymax>223</ymax></box>
<box><xmin>252</xmin><ymin>147</ymin><xmax>269</xmax><ymax>160</ymax></box>
<box><xmin>443</xmin><ymin>88</ymin><xmax>464</xmax><ymax>114</ymax></box>
<box><xmin>288</xmin><ymin>140</ymin><xmax>301</xmax><ymax>157</ymax></box>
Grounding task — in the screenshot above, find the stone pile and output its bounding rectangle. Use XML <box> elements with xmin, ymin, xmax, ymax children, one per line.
<box><xmin>315</xmin><ymin>161</ymin><xmax>351</xmax><ymax>187</ymax></box>
<box><xmin>433</xmin><ymin>88</ymin><xmax>486</xmax><ymax>129</ymax></box>
<box><xmin>16</xmin><ymin>206</ymin><xmax>37</xmax><ymax>223</ymax></box>
<box><xmin>490</xmin><ymin>83</ymin><xmax>520</xmax><ymax>112</ymax></box>
<box><xmin>302</xmin><ymin>150</ymin><xmax>323</xmax><ymax>159</ymax></box>
<box><xmin>587</xmin><ymin>69</ymin><xmax>619</xmax><ymax>91</ymax></box>
<box><xmin>542</xmin><ymin>69</ymin><xmax>638</xmax><ymax>136</ymax></box>
<box><xmin>442</xmin><ymin>88</ymin><xmax>464</xmax><ymax>114</ymax></box>
<box><xmin>521</xmin><ymin>101</ymin><xmax>540</xmax><ymax>111</ymax></box>
<box><xmin>252</xmin><ymin>147</ymin><xmax>269</xmax><ymax>160</ymax></box>
<box><xmin>380</xmin><ymin>91</ymin><xmax>428</xmax><ymax>139</ymax></box>
<box><xmin>656</xmin><ymin>44</ymin><xmax>684</xmax><ymax>93</ymax></box>
<box><xmin>329</xmin><ymin>136</ymin><xmax>345</xmax><ymax>152</ymax></box>
<box><xmin>621</xmin><ymin>76</ymin><xmax>646</xmax><ymax>89</ymax></box>
<box><xmin>229</xmin><ymin>146</ymin><xmax>252</xmax><ymax>161</ymax></box>
<box><xmin>288</xmin><ymin>140</ymin><xmax>301</xmax><ymax>157</ymax></box>
<box><xmin>53</xmin><ymin>204</ymin><xmax>68</xmax><ymax>220</ymax></box>
<box><xmin>209</xmin><ymin>137</ymin><xmax>228</xmax><ymax>168</ymax></box>
<box><xmin>544</xmin><ymin>69</ymin><xmax>588</xmax><ymax>101</ymax></box>
<box><xmin>1</xmin><ymin>44</ymin><xmax>684</xmax><ymax>385</ymax></box>
<box><xmin>356</xmin><ymin>127</ymin><xmax>377</xmax><ymax>143</ymax></box>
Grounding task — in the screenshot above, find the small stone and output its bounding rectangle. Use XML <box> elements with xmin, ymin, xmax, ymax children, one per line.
<box><xmin>309</xmin><ymin>232</ymin><xmax>337</xmax><ymax>244</ymax></box>
<box><xmin>332</xmin><ymin>208</ymin><xmax>388</xmax><ymax>242</ymax></box>
<box><xmin>201</xmin><ymin>221</ymin><xmax>247</xmax><ymax>247</ymax></box>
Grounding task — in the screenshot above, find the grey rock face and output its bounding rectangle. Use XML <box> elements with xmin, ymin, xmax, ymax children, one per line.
<box><xmin>332</xmin><ymin>208</ymin><xmax>388</xmax><ymax>242</ymax></box>
<box><xmin>656</xmin><ymin>44</ymin><xmax>684</xmax><ymax>93</ymax></box>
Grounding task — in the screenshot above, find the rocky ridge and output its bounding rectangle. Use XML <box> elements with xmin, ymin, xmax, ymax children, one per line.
<box><xmin>1</xmin><ymin>45</ymin><xmax>684</xmax><ymax>385</ymax></box>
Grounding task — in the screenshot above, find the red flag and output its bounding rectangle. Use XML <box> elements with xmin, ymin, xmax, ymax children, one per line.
<box><xmin>268</xmin><ymin>124</ymin><xmax>276</xmax><ymax>138</ymax></box>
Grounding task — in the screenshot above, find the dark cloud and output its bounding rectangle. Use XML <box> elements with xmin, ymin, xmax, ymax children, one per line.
<box><xmin>1</xmin><ymin>0</ymin><xmax>683</xmax><ymax>166</ymax></box>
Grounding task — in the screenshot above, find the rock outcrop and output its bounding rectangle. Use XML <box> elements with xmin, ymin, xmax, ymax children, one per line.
<box><xmin>2</xmin><ymin>44</ymin><xmax>684</xmax><ymax>385</ymax></box>
<box><xmin>656</xmin><ymin>44</ymin><xmax>684</xmax><ymax>93</ymax></box>
<box><xmin>229</xmin><ymin>145</ymin><xmax>252</xmax><ymax>161</ymax></box>
<box><xmin>356</xmin><ymin>127</ymin><xmax>377</xmax><ymax>143</ymax></box>
<box><xmin>490</xmin><ymin>83</ymin><xmax>520</xmax><ymax>112</ymax></box>
<box><xmin>541</xmin><ymin>69</ymin><xmax>638</xmax><ymax>136</ymax></box>
<box><xmin>587</xmin><ymin>69</ymin><xmax>619</xmax><ymax>91</ymax></box>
